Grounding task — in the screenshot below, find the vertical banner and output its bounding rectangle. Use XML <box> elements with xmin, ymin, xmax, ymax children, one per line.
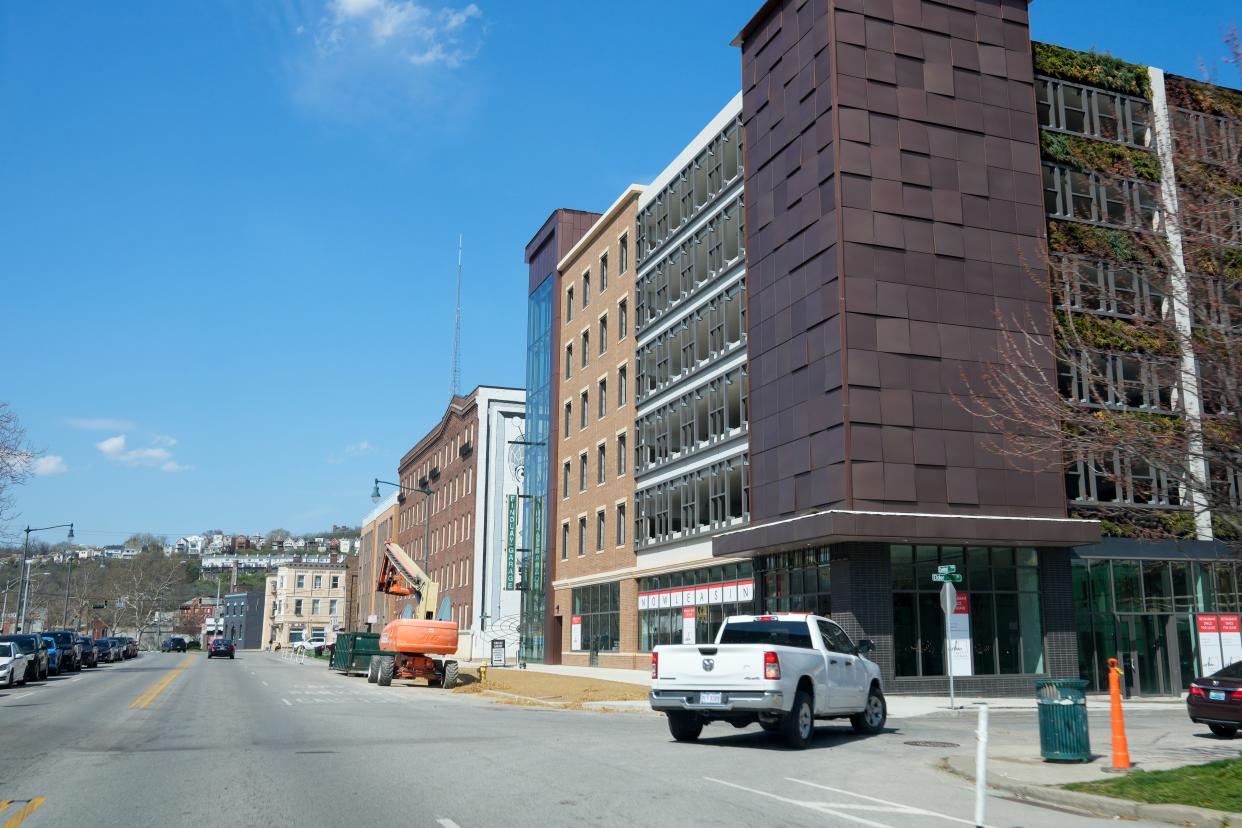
<box><xmin>1220</xmin><ymin>614</ymin><xmax>1242</xmax><ymax>669</ymax></box>
<box><xmin>1197</xmin><ymin>614</ymin><xmax>1224</xmax><ymax>676</ymax></box>
<box><xmin>681</xmin><ymin>606</ymin><xmax>696</xmax><ymax>644</ymax></box>
<box><xmin>948</xmin><ymin>593</ymin><xmax>973</xmax><ymax>677</ymax></box>
<box><xmin>530</xmin><ymin>497</ymin><xmax>543</xmax><ymax>590</ymax></box>
<box><xmin>505</xmin><ymin>494</ymin><xmax>517</xmax><ymax>589</ymax></box>
<box><xmin>571</xmin><ymin>615</ymin><xmax>582</xmax><ymax>651</ymax></box>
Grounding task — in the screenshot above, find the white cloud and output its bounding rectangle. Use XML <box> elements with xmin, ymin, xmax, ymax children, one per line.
<box><xmin>32</xmin><ymin>456</ymin><xmax>68</xmax><ymax>476</ymax></box>
<box><xmin>66</xmin><ymin>417</ymin><xmax>137</xmax><ymax>431</ymax></box>
<box><xmin>327</xmin><ymin>440</ymin><xmax>376</xmax><ymax>464</ymax></box>
<box><xmin>96</xmin><ymin>434</ymin><xmax>188</xmax><ymax>471</ymax></box>
<box><xmin>319</xmin><ymin>0</ymin><xmax>483</xmax><ymax>63</ymax></box>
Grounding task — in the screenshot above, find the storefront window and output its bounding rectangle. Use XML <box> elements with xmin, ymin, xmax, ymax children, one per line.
<box><xmin>759</xmin><ymin>548</ymin><xmax>831</xmax><ymax>615</ymax></box>
<box><xmin>892</xmin><ymin>544</ymin><xmax>1044</xmax><ymax>677</ymax></box>
<box><xmin>638</xmin><ymin>561</ymin><xmax>753</xmax><ymax>651</ymax></box>
<box><xmin>571</xmin><ymin>582</ymin><xmax>619</xmax><ymax>652</ymax></box>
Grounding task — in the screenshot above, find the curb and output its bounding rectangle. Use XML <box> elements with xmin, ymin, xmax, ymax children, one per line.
<box><xmin>942</xmin><ymin>754</ymin><xmax>1242</xmax><ymax>828</ymax></box>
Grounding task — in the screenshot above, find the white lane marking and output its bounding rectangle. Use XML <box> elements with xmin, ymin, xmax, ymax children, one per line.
<box><xmin>704</xmin><ymin>778</ymin><xmax>895</xmax><ymax>828</ymax></box>
<box><xmin>436</xmin><ymin>819</ymin><xmax>462</xmax><ymax>828</ymax></box>
<box><xmin>262</xmin><ymin>681</ymin><xmax>269</xmax><ymax>687</ymax></box>
<box><xmin>785</xmin><ymin>779</ymin><xmax>997</xmax><ymax>828</ymax></box>
<box><xmin>5</xmin><ymin>692</ymin><xmax>34</xmax><ymax>701</ymax></box>
<box><xmin>282</xmin><ymin>698</ymin><xmax>292</xmax><ymax>706</ymax></box>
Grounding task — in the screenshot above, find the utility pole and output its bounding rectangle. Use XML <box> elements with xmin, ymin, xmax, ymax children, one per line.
<box><xmin>63</xmin><ymin>554</ymin><xmax>74</xmax><ymax>629</ymax></box>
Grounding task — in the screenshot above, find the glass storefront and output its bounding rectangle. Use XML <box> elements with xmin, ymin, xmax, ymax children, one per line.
<box><xmin>571</xmin><ymin>582</ymin><xmax>619</xmax><ymax>652</ymax></box>
<box><xmin>892</xmin><ymin>545</ymin><xmax>1044</xmax><ymax>677</ymax></box>
<box><xmin>759</xmin><ymin>548</ymin><xmax>832</xmax><ymax>615</ymax></box>
<box><xmin>519</xmin><ymin>276</ymin><xmax>553</xmax><ymax>663</ymax></box>
<box><xmin>1073</xmin><ymin>557</ymin><xmax>1242</xmax><ymax>694</ymax></box>
<box><xmin>638</xmin><ymin>561</ymin><xmax>754</xmax><ymax>650</ymax></box>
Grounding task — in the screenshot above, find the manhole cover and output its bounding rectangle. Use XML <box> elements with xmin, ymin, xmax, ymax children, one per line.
<box><xmin>904</xmin><ymin>740</ymin><xmax>960</xmax><ymax>748</ymax></box>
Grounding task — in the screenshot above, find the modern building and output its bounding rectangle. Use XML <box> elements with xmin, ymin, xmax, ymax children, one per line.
<box><xmin>353</xmin><ymin>491</ymin><xmax>398</xmax><ymax>633</ymax></box>
<box><xmin>550</xmin><ymin>185</ymin><xmax>644</xmax><ymax>668</ymax></box>
<box><xmin>520</xmin><ymin>210</ymin><xmax>601</xmax><ymax>663</ymax></box>
<box><xmin>260</xmin><ymin>561</ymin><xmax>347</xmax><ymax>649</ymax></box>
<box><xmin>392</xmin><ymin>386</ymin><xmax>527</xmax><ymax>660</ymax></box>
<box><xmin>220</xmin><ymin>591</ymin><xmax>264</xmax><ymax>650</ymax></box>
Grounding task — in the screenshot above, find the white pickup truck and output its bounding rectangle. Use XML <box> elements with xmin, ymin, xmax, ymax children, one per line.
<box><xmin>649</xmin><ymin>613</ymin><xmax>886</xmax><ymax>749</ymax></box>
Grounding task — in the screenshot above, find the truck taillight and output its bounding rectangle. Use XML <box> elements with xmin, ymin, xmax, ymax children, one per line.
<box><xmin>651</xmin><ymin>651</ymin><xmax>658</xmax><ymax>679</ymax></box>
<box><xmin>764</xmin><ymin>650</ymin><xmax>780</xmax><ymax>680</ymax></box>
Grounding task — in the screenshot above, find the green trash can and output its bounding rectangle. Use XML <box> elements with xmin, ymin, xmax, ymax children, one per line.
<box><xmin>1035</xmin><ymin>679</ymin><xmax>1091</xmax><ymax>762</ymax></box>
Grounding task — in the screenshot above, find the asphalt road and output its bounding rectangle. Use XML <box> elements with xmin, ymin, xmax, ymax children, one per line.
<box><xmin>0</xmin><ymin>651</ymin><xmax>1207</xmax><ymax>828</ymax></box>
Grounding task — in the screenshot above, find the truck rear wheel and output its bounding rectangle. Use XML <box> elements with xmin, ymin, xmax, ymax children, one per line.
<box><xmin>850</xmin><ymin>685</ymin><xmax>887</xmax><ymax>735</ymax></box>
<box><xmin>667</xmin><ymin>712</ymin><xmax>703</xmax><ymax>743</ymax></box>
<box><xmin>367</xmin><ymin>656</ymin><xmax>379</xmax><ymax>683</ymax></box>
<box><xmin>377</xmin><ymin>657</ymin><xmax>394</xmax><ymax>687</ymax></box>
<box><xmin>781</xmin><ymin>690</ymin><xmax>814</xmax><ymax>749</ymax></box>
<box><xmin>442</xmin><ymin>661</ymin><xmax>459</xmax><ymax>689</ymax></box>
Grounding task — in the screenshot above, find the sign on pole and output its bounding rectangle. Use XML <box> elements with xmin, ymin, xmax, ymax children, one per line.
<box><xmin>932</xmin><ymin>573</ymin><xmax>963</xmax><ymax>583</ymax></box>
<box><xmin>937</xmin><ymin>564</ymin><xmax>957</xmax><ymax>574</ymax></box>
<box><xmin>531</xmin><ymin>497</ymin><xmax>543</xmax><ymax>589</ymax></box>
<box><xmin>505</xmin><ymin>494</ymin><xmax>517</xmax><ymax>590</ymax></box>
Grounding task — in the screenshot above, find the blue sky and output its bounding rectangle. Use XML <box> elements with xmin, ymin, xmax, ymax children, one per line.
<box><xmin>2</xmin><ymin>0</ymin><xmax>1238</xmax><ymax>543</ymax></box>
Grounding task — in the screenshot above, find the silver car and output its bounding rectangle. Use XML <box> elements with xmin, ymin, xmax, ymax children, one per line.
<box><xmin>0</xmin><ymin>641</ymin><xmax>28</xmax><ymax>688</ymax></box>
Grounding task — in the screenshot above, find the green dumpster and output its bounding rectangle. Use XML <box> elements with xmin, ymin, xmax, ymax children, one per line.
<box><xmin>329</xmin><ymin>633</ymin><xmax>388</xmax><ymax>676</ymax></box>
<box><xmin>1035</xmin><ymin>679</ymin><xmax>1090</xmax><ymax>762</ymax></box>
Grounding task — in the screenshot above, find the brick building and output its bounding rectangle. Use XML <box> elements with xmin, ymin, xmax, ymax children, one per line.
<box><xmin>351</xmin><ymin>491</ymin><xmax>399</xmax><ymax>633</ymax></box>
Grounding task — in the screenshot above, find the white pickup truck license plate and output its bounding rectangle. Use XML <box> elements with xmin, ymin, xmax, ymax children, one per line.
<box><xmin>699</xmin><ymin>692</ymin><xmax>723</xmax><ymax>705</ymax></box>
<box><xmin>1209</xmin><ymin>690</ymin><xmax>1226</xmax><ymax>701</ymax></box>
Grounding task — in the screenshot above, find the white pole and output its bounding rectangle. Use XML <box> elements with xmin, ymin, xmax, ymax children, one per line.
<box><xmin>945</xmin><ymin>589</ymin><xmax>955</xmax><ymax>710</ymax></box>
<box><xmin>974</xmin><ymin>702</ymin><xmax>989</xmax><ymax>828</ymax></box>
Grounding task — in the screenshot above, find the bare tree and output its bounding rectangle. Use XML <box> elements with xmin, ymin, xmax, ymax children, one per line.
<box><xmin>963</xmin><ymin>48</ymin><xmax>1241</xmax><ymax>545</ymax></box>
<box><xmin>0</xmin><ymin>403</ymin><xmax>35</xmax><ymax>530</ymax></box>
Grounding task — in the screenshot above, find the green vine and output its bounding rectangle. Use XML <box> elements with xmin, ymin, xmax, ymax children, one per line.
<box><xmin>1047</xmin><ymin>220</ymin><xmax>1163</xmax><ymax>264</ymax></box>
<box><xmin>1165</xmin><ymin>74</ymin><xmax>1242</xmax><ymax>119</ymax></box>
<box><xmin>1072</xmin><ymin>507</ymin><xmax>1197</xmax><ymax>539</ymax></box>
<box><xmin>1055</xmin><ymin>310</ymin><xmax>1177</xmax><ymax>355</ymax></box>
<box><xmin>1041</xmin><ymin>131</ymin><xmax>1160</xmax><ymax>181</ymax></box>
<box><xmin>1033</xmin><ymin>42</ymin><xmax>1151</xmax><ymax>98</ymax></box>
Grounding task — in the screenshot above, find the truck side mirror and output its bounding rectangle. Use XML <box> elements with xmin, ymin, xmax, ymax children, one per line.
<box><xmin>856</xmin><ymin>639</ymin><xmax>874</xmax><ymax>655</ymax></box>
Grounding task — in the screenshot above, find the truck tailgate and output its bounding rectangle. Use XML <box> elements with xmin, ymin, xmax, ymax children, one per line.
<box><xmin>653</xmin><ymin>644</ymin><xmax>767</xmax><ymax>689</ymax></box>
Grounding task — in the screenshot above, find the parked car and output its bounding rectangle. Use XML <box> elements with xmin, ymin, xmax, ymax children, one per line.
<box><xmin>161</xmin><ymin>637</ymin><xmax>187</xmax><ymax>652</ymax></box>
<box><xmin>1188</xmin><ymin>660</ymin><xmax>1242</xmax><ymax>738</ymax></box>
<box><xmin>124</xmin><ymin>638</ymin><xmax>138</xmax><ymax>658</ymax></box>
<box><xmin>207</xmin><ymin>638</ymin><xmax>235</xmax><ymax>659</ymax></box>
<box><xmin>649</xmin><ymin>613</ymin><xmax>886</xmax><ymax>749</ymax></box>
<box><xmin>77</xmin><ymin>636</ymin><xmax>98</xmax><ymax>668</ymax></box>
<box><xmin>41</xmin><ymin>636</ymin><xmax>63</xmax><ymax>676</ymax></box>
<box><xmin>0</xmin><ymin>634</ymin><xmax>49</xmax><ymax>682</ymax></box>
<box><xmin>0</xmin><ymin>641</ymin><xmax>28</xmax><ymax>688</ymax></box>
<box><xmin>43</xmin><ymin>630</ymin><xmax>82</xmax><ymax>672</ymax></box>
<box><xmin>94</xmin><ymin>639</ymin><xmax>115</xmax><ymax>663</ymax></box>
<box><xmin>294</xmin><ymin>637</ymin><xmax>327</xmax><ymax>654</ymax></box>
<box><xmin>101</xmin><ymin>638</ymin><xmax>125</xmax><ymax>663</ymax></box>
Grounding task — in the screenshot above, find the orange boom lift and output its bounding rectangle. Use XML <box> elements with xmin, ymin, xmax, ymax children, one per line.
<box><xmin>370</xmin><ymin>541</ymin><xmax>460</xmax><ymax>689</ymax></box>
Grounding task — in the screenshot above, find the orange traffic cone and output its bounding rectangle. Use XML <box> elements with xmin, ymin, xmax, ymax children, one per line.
<box><xmin>1107</xmin><ymin>657</ymin><xmax>1131</xmax><ymax>769</ymax></box>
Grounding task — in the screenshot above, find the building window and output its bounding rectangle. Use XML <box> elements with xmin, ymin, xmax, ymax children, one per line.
<box><xmin>579</xmin><ymin>452</ymin><xmax>587</xmax><ymax>492</ymax></box>
<box><xmin>571</xmin><ymin>581</ymin><xmax>620</xmax><ymax>652</ymax></box>
<box><xmin>1058</xmin><ymin>351</ymin><xmax>1175</xmax><ymax>411</ymax></box>
<box><xmin>892</xmin><ymin>545</ymin><xmax>1044</xmax><ymax>677</ymax></box>
<box><xmin>619</xmin><ymin>298</ymin><xmax>628</xmax><ymax>339</ymax></box>
<box><xmin>561</xmin><ymin>522</ymin><xmax>569</xmax><ymax>561</ymax></box>
<box><xmin>562</xmin><ymin>461</ymin><xmax>570</xmax><ymax>498</ymax></box>
<box><xmin>581</xmin><ymin>331</ymin><xmax>589</xmax><ymax>367</ymax></box>
<box><xmin>617</xmin><ymin>433</ymin><xmax>627</xmax><ymax>475</ymax></box>
<box><xmin>638</xmin><ymin>560</ymin><xmax>754</xmax><ymax>651</ymax></box>
<box><xmin>329</xmin><ymin>599</ymin><xmax>338</xmax><ymax>615</ymax></box>
<box><xmin>599</xmin><ymin>315</ymin><xmax>607</xmax><ymax>354</ymax></box>
<box><xmin>618</xmin><ymin>365</ymin><xmax>627</xmax><ymax>406</ymax></box>
<box><xmin>582</xmin><ymin>272</ymin><xmax>591</xmax><ymax>306</ymax></box>
<box><xmin>1043</xmin><ymin>163</ymin><xmax>1160</xmax><ymax>232</ymax></box>
<box><xmin>1035</xmin><ymin>76</ymin><xmax>1152</xmax><ymax>147</ymax></box>
<box><xmin>566</xmin><ymin>286</ymin><xmax>574</xmax><ymax>322</ymax></box>
<box><xmin>616</xmin><ymin>502</ymin><xmax>626</xmax><ymax>545</ymax></box>
<box><xmin>564</xmin><ymin>401</ymin><xmax>572</xmax><ymax>438</ymax></box>
<box><xmin>635</xmin><ymin>454</ymin><xmax>748</xmax><ymax>548</ymax></box>
<box><xmin>600</xmin><ymin>253</ymin><xmax>608</xmax><ymax>292</ymax></box>
<box><xmin>313</xmin><ymin>575</ymin><xmax>322</xmax><ymax>589</ymax></box>
<box><xmin>1065</xmin><ymin>452</ymin><xmax>1184</xmax><ymax>506</ymax></box>
<box><xmin>596</xmin><ymin>510</ymin><xmax>606</xmax><ymax>552</ymax></box>
<box><xmin>580</xmin><ymin>391</ymin><xmax>588</xmax><ymax>429</ymax></box>
<box><xmin>330</xmin><ymin>575</ymin><xmax>339</xmax><ymax>589</ymax></box>
<box><xmin>296</xmin><ymin>575</ymin><xmax>305</xmax><ymax>589</ymax></box>
<box><xmin>619</xmin><ymin>233</ymin><xmax>628</xmax><ymax>273</ymax></box>
<box><xmin>598</xmin><ymin>379</ymin><xmax>607</xmax><ymax>419</ymax></box>
<box><xmin>597</xmin><ymin>443</ymin><xmax>606</xmax><ymax>484</ymax></box>
<box><xmin>577</xmin><ymin>516</ymin><xmax>586</xmax><ymax>557</ymax></box>
<box><xmin>1055</xmin><ymin>255</ymin><xmax>1166</xmax><ymax>320</ymax></box>
<box><xmin>565</xmin><ymin>344</ymin><xmax>573</xmax><ymax>379</ymax></box>
<box><xmin>294</xmin><ymin>598</ymin><xmax>304</xmax><ymax>615</ymax></box>
<box><xmin>1172</xmin><ymin>107</ymin><xmax>1242</xmax><ymax>166</ymax></box>
<box><xmin>758</xmin><ymin>548</ymin><xmax>832</xmax><ymax>616</ymax></box>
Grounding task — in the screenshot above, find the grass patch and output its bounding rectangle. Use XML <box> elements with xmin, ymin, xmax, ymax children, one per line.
<box><xmin>1064</xmin><ymin>757</ymin><xmax>1242</xmax><ymax>813</ymax></box>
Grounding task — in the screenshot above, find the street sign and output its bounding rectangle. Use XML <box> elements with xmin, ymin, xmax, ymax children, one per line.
<box><xmin>932</xmin><ymin>573</ymin><xmax>963</xmax><ymax>583</ymax></box>
<box><xmin>940</xmin><ymin>581</ymin><xmax>957</xmax><ymax>615</ymax></box>
<box><xmin>937</xmin><ymin>565</ymin><xmax>957</xmax><ymax>574</ymax></box>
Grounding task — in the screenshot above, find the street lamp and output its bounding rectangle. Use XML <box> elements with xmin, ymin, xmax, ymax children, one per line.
<box><xmin>371</xmin><ymin>478</ymin><xmax>433</xmax><ymax>569</ymax></box>
<box><xmin>18</xmin><ymin>522</ymin><xmax>73</xmax><ymax>632</ymax></box>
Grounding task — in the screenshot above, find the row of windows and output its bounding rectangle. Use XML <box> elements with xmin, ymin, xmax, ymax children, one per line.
<box><xmin>1180</xmin><ymin>194</ymin><xmax>1242</xmax><ymax>249</ymax></box>
<box><xmin>1057</xmin><ymin>350</ymin><xmax>1177</xmax><ymax>411</ymax></box>
<box><xmin>1199</xmin><ymin>277</ymin><xmax>1242</xmax><ymax>331</ymax></box>
<box><xmin>1171</xmin><ymin>107</ymin><xmax>1242</xmax><ymax>167</ymax></box>
<box><xmin>570</xmin><ymin>582</ymin><xmax>620</xmax><ymax>652</ymax></box>
<box><xmin>638</xmin><ymin>561</ymin><xmax>755</xmax><ymax>651</ymax></box>
<box><xmin>435</xmin><ymin>557</ymin><xmax>470</xmax><ymax>591</ymax></box>
<box><xmin>285</xmin><ymin>573</ymin><xmax>341</xmax><ymax>591</ymax></box>
<box><xmin>636</xmin><ymin>116</ymin><xmax>743</xmax><ymax>263</ymax></box>
<box><xmin>565</xmin><ymin>234</ymin><xmax>629</xmax><ymax>322</ymax></box>
<box><xmin>403</xmin><ymin>425</ymin><xmax>475</xmax><ymax>491</ymax></box>
<box><xmin>562</xmin><ymin>366</ymin><xmax>628</xmax><ymax>437</ymax></box>
<box><xmin>1043</xmin><ymin>163</ymin><xmax>1161</xmax><ymax>231</ymax></box>
<box><xmin>1053</xmin><ymin>255</ymin><xmax>1167</xmax><ymax>320</ymax></box>
<box><xmin>285</xmin><ymin>598</ymin><xmax>340</xmax><ymax>617</ymax></box>
<box><xmin>636</xmin><ymin>282</ymin><xmax>746</xmax><ymax>402</ymax></box>
<box><xmin>636</xmin><ymin>365</ymin><xmax>748</xmax><ymax>474</ymax></box>
<box><xmin>1074</xmin><ymin>556</ymin><xmax>1242</xmax><ymax>616</ymax></box>
<box><xmin>562</xmin><ymin>433</ymin><xmax>627</xmax><ymax>497</ymax></box>
<box><xmin>1065</xmin><ymin>452</ymin><xmax>1184</xmax><ymax>507</ymax></box>
<box><xmin>636</xmin><ymin>199</ymin><xmax>744</xmax><ymax>334</ymax></box>
<box><xmin>560</xmin><ymin>502</ymin><xmax>628</xmax><ymax>560</ymax></box>
<box><xmin>760</xmin><ymin>547</ymin><xmax>832</xmax><ymax>616</ymax></box>
<box><xmin>565</xmin><ymin>301</ymin><xmax>627</xmax><ymax>379</ymax></box>
<box><xmin>635</xmin><ymin>454</ymin><xmax>749</xmax><ymax>549</ymax></box>
<box><xmin>398</xmin><ymin>466</ymin><xmax>474</xmax><ymax>532</ymax></box>
<box><xmin>1035</xmin><ymin>76</ymin><xmax>1152</xmax><ymax>148</ymax></box>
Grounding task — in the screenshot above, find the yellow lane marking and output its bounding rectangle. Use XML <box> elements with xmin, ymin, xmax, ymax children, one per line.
<box><xmin>130</xmin><ymin>656</ymin><xmax>193</xmax><ymax>709</ymax></box>
<box><xmin>1</xmin><ymin>798</ymin><xmax>47</xmax><ymax>828</ymax></box>
<box><xmin>0</xmin><ymin>803</ymin><xmax>10</xmax><ymax>817</ymax></box>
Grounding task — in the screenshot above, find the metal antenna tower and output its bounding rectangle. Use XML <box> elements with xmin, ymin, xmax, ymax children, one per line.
<box><xmin>449</xmin><ymin>234</ymin><xmax>463</xmax><ymax>397</ymax></box>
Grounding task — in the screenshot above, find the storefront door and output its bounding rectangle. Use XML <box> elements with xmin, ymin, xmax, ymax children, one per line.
<box><xmin>1117</xmin><ymin>615</ymin><xmax>1182</xmax><ymax>696</ymax></box>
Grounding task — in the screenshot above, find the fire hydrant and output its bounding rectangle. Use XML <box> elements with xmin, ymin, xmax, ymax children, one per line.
<box><xmin>478</xmin><ymin>665</ymin><xmax>488</xmax><ymax>683</ymax></box>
